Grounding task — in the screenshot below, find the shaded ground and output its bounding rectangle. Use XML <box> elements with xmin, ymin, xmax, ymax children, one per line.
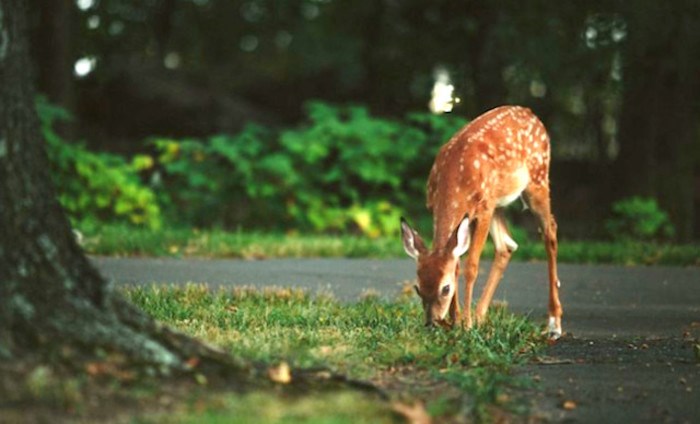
<box><xmin>519</xmin><ymin>337</ymin><xmax>700</xmax><ymax>423</ymax></box>
<box><xmin>94</xmin><ymin>257</ymin><xmax>700</xmax><ymax>422</ymax></box>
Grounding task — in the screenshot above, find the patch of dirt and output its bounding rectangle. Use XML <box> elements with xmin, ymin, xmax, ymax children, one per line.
<box><xmin>0</xmin><ymin>356</ymin><xmax>210</xmax><ymax>424</ymax></box>
<box><xmin>370</xmin><ymin>366</ymin><xmax>530</xmax><ymax>423</ymax></box>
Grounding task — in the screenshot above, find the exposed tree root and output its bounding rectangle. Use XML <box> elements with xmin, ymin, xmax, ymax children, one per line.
<box><xmin>4</xmin><ymin>291</ymin><xmax>387</xmax><ymax>400</ymax></box>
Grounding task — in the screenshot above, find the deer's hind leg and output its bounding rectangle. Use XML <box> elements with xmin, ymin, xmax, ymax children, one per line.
<box><xmin>525</xmin><ymin>183</ymin><xmax>563</xmax><ymax>339</ymax></box>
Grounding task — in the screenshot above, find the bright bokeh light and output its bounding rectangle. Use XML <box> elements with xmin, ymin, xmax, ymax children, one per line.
<box><xmin>302</xmin><ymin>3</ymin><xmax>320</xmax><ymax>19</ymax></box>
<box><xmin>275</xmin><ymin>31</ymin><xmax>293</xmax><ymax>49</ymax></box>
<box><xmin>76</xmin><ymin>0</ymin><xmax>95</xmax><ymax>11</ymax></box>
<box><xmin>164</xmin><ymin>52</ymin><xmax>181</xmax><ymax>69</ymax></box>
<box><xmin>429</xmin><ymin>67</ymin><xmax>459</xmax><ymax>114</ymax></box>
<box><xmin>529</xmin><ymin>79</ymin><xmax>547</xmax><ymax>98</ymax></box>
<box><xmin>109</xmin><ymin>21</ymin><xmax>125</xmax><ymax>36</ymax></box>
<box><xmin>74</xmin><ymin>56</ymin><xmax>97</xmax><ymax>78</ymax></box>
<box><xmin>240</xmin><ymin>35</ymin><xmax>259</xmax><ymax>52</ymax></box>
<box><xmin>87</xmin><ymin>15</ymin><xmax>100</xmax><ymax>29</ymax></box>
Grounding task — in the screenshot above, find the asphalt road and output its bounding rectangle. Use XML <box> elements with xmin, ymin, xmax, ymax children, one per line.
<box><xmin>92</xmin><ymin>257</ymin><xmax>700</xmax><ymax>422</ymax></box>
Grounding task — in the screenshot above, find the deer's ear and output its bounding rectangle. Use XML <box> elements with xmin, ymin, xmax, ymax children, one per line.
<box><xmin>451</xmin><ymin>217</ymin><xmax>471</xmax><ymax>258</ymax></box>
<box><xmin>401</xmin><ymin>217</ymin><xmax>426</xmax><ymax>260</ymax></box>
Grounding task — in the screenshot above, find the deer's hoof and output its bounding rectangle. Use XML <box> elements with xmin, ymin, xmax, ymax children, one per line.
<box><xmin>545</xmin><ymin>316</ymin><xmax>562</xmax><ymax>340</ymax></box>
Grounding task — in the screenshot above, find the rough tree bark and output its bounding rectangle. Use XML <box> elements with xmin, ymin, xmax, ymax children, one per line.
<box><xmin>0</xmin><ymin>0</ymin><xmax>249</xmax><ymax>378</ymax></box>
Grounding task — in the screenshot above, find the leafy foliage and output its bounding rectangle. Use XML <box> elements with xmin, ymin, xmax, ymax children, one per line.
<box><xmin>38</xmin><ymin>97</ymin><xmax>162</xmax><ymax>229</ymax></box>
<box><xmin>145</xmin><ymin>123</ymin><xmax>286</xmax><ymax>229</ymax></box>
<box><xmin>605</xmin><ymin>196</ymin><xmax>675</xmax><ymax>241</ymax></box>
<box><xmin>148</xmin><ymin>101</ymin><xmax>467</xmax><ymax>236</ymax></box>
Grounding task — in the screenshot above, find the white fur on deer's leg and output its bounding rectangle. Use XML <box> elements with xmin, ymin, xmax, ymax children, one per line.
<box><xmin>547</xmin><ymin>316</ymin><xmax>562</xmax><ymax>340</ymax></box>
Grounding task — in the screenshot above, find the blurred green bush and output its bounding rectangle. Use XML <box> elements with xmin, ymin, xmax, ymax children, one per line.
<box><xmin>605</xmin><ymin>196</ymin><xmax>675</xmax><ymax>241</ymax></box>
<box><xmin>38</xmin><ymin>96</ymin><xmax>162</xmax><ymax>230</ymax></box>
<box><xmin>40</xmin><ymin>98</ymin><xmax>469</xmax><ymax>236</ymax></box>
<box><xmin>145</xmin><ymin>101</ymin><xmax>467</xmax><ymax>236</ymax></box>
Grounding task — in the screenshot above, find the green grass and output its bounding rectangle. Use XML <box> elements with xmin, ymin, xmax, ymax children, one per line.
<box><xmin>142</xmin><ymin>391</ymin><xmax>399</xmax><ymax>424</ymax></box>
<box><xmin>82</xmin><ymin>224</ymin><xmax>700</xmax><ymax>266</ymax></box>
<box><xmin>81</xmin><ymin>225</ymin><xmax>401</xmax><ymax>258</ymax></box>
<box><xmin>126</xmin><ymin>285</ymin><xmax>544</xmax><ymax>422</ymax></box>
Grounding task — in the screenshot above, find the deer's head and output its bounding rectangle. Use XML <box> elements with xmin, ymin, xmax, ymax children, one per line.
<box><xmin>400</xmin><ymin>217</ymin><xmax>471</xmax><ymax>327</ymax></box>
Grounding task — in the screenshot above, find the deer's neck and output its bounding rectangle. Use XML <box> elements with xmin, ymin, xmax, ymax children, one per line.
<box><xmin>432</xmin><ymin>201</ymin><xmax>478</xmax><ymax>250</ymax></box>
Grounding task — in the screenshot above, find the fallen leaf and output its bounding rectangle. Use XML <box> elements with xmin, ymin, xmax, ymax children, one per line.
<box><xmin>85</xmin><ymin>361</ymin><xmax>135</xmax><ymax>381</ymax></box>
<box><xmin>185</xmin><ymin>357</ymin><xmax>200</xmax><ymax>370</ymax></box>
<box><xmin>496</xmin><ymin>393</ymin><xmax>510</xmax><ymax>404</ymax></box>
<box><xmin>562</xmin><ymin>400</ymin><xmax>577</xmax><ymax>410</ymax></box>
<box><xmin>392</xmin><ymin>401</ymin><xmax>432</xmax><ymax>424</ymax></box>
<box><xmin>195</xmin><ymin>373</ymin><xmax>208</xmax><ymax>386</ymax></box>
<box><xmin>268</xmin><ymin>362</ymin><xmax>292</xmax><ymax>384</ymax></box>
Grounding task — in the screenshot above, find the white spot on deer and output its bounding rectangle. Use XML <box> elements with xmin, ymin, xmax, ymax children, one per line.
<box><xmin>473</xmin><ymin>160</ymin><xmax>480</xmax><ymax>169</ymax></box>
<box><xmin>452</xmin><ymin>200</ymin><xmax>460</xmax><ymax>209</ymax></box>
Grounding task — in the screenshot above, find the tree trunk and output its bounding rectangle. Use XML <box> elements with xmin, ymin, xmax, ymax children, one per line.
<box><xmin>0</xmin><ymin>0</ymin><xmax>240</xmax><ymax>372</ymax></box>
<box><xmin>1</xmin><ymin>0</ymin><xmax>156</xmax><ymax>363</ymax></box>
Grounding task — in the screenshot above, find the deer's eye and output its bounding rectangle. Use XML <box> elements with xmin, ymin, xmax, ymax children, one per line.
<box><xmin>441</xmin><ymin>284</ymin><xmax>451</xmax><ymax>297</ymax></box>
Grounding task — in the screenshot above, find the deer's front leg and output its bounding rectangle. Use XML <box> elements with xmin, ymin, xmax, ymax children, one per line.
<box><xmin>475</xmin><ymin>211</ymin><xmax>517</xmax><ymax>323</ymax></box>
<box><xmin>448</xmin><ymin>262</ymin><xmax>461</xmax><ymax>325</ymax></box>
<box><xmin>460</xmin><ymin>213</ymin><xmax>492</xmax><ymax>328</ymax></box>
